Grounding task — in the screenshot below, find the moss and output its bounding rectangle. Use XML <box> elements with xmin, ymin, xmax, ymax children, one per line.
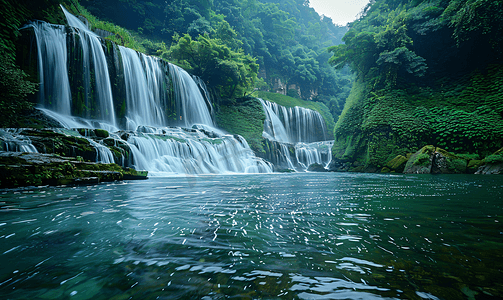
<box><xmin>331</xmin><ymin>64</ymin><xmax>503</xmax><ymax>170</ymax></box>
<box><xmin>0</xmin><ymin>152</ymin><xmax>147</xmax><ymax>188</ymax></box>
<box><xmin>385</xmin><ymin>155</ymin><xmax>408</xmax><ymax>173</ymax></box>
<box><xmin>485</xmin><ymin>154</ymin><xmax>503</xmax><ymax>164</ymax></box>
<box><xmin>94</xmin><ymin>129</ymin><xmax>109</xmax><ymax>138</ymax></box>
<box><xmin>413</xmin><ymin>146</ymin><xmax>435</xmax><ymax>166</ymax></box>
<box><xmin>216</xmin><ymin>97</ymin><xmax>265</xmax><ymax>153</ymax></box>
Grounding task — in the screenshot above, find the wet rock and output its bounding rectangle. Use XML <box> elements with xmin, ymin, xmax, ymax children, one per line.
<box><xmin>0</xmin><ymin>152</ymin><xmax>147</xmax><ymax>188</ymax></box>
<box><xmin>307</xmin><ymin>163</ymin><xmax>328</xmax><ymax>172</ymax></box>
<box><xmin>403</xmin><ymin>145</ymin><xmax>435</xmax><ymax>174</ymax></box>
<box><xmin>431</xmin><ymin>148</ymin><xmax>467</xmax><ymax>174</ymax></box>
<box><xmin>476</xmin><ymin>147</ymin><xmax>503</xmax><ymax>174</ymax></box>
<box><xmin>383</xmin><ymin>155</ymin><xmax>409</xmax><ymax>173</ymax></box>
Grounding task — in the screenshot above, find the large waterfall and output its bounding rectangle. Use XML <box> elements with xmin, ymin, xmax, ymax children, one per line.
<box><xmin>260</xmin><ymin>99</ymin><xmax>333</xmax><ymax>171</ymax></box>
<box><xmin>17</xmin><ymin>7</ymin><xmax>272</xmax><ymax>175</ymax></box>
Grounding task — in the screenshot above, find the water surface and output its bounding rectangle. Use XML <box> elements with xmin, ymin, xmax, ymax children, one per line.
<box><xmin>1</xmin><ymin>173</ymin><xmax>502</xmax><ymax>299</ymax></box>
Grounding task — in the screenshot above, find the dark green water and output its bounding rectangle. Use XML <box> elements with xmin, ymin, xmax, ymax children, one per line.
<box><xmin>0</xmin><ymin>173</ymin><xmax>502</xmax><ymax>299</ymax></box>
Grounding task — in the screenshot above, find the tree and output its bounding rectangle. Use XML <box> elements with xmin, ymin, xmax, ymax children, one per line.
<box><xmin>168</xmin><ymin>33</ymin><xmax>258</xmax><ymax>99</ymax></box>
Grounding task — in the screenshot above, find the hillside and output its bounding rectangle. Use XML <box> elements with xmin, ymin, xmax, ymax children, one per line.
<box><xmin>328</xmin><ymin>0</ymin><xmax>503</xmax><ymax>171</ymax></box>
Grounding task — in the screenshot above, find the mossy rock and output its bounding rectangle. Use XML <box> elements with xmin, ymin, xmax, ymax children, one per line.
<box><xmin>385</xmin><ymin>155</ymin><xmax>408</xmax><ymax>173</ymax></box>
<box><xmin>0</xmin><ymin>152</ymin><xmax>148</xmax><ymax>188</ymax></box>
<box><xmin>475</xmin><ymin>147</ymin><xmax>503</xmax><ymax>174</ymax></box>
<box><xmin>307</xmin><ymin>163</ymin><xmax>328</xmax><ymax>172</ymax></box>
<box><xmin>404</xmin><ymin>145</ymin><xmax>435</xmax><ymax>174</ymax></box>
<box><xmin>94</xmin><ymin>129</ymin><xmax>109</xmax><ymax>138</ymax></box>
<box><xmin>432</xmin><ymin>148</ymin><xmax>467</xmax><ymax>174</ymax></box>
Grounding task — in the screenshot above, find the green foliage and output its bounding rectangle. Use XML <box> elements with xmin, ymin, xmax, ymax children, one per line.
<box><xmin>485</xmin><ymin>154</ymin><xmax>503</xmax><ymax>165</ymax></box>
<box><xmin>329</xmin><ymin>0</ymin><xmax>503</xmax><ymax>169</ymax></box>
<box><xmin>168</xmin><ymin>33</ymin><xmax>259</xmax><ymax>99</ymax></box>
<box><xmin>65</xmin><ymin>2</ymin><xmax>145</xmax><ymax>52</ymax></box>
<box><xmin>78</xmin><ymin>0</ymin><xmax>352</xmax><ymax>105</ymax></box>
<box><xmin>0</xmin><ymin>51</ymin><xmax>38</xmax><ymax>127</ymax></box>
<box><xmin>216</xmin><ymin>97</ymin><xmax>265</xmax><ymax>153</ymax></box>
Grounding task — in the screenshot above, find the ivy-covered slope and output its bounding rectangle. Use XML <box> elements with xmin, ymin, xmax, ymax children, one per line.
<box><xmin>329</xmin><ymin>0</ymin><xmax>503</xmax><ymax>171</ymax></box>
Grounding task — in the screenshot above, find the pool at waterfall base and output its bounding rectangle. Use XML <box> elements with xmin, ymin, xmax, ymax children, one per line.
<box><xmin>0</xmin><ymin>173</ymin><xmax>502</xmax><ymax>299</ymax></box>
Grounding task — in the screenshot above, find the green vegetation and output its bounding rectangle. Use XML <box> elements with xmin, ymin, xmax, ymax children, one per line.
<box><xmin>216</xmin><ymin>97</ymin><xmax>266</xmax><ymax>153</ymax></box>
<box><xmin>0</xmin><ymin>152</ymin><xmax>147</xmax><ymax>188</ymax></box>
<box><xmin>78</xmin><ymin>0</ymin><xmax>352</xmax><ymax>109</ymax></box>
<box><xmin>329</xmin><ymin>0</ymin><xmax>503</xmax><ymax>169</ymax></box>
<box><xmin>64</xmin><ymin>1</ymin><xmax>146</xmax><ymax>52</ymax></box>
<box><xmin>167</xmin><ymin>33</ymin><xmax>259</xmax><ymax>99</ymax></box>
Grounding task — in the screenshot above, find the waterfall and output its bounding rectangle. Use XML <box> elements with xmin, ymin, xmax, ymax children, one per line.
<box><xmin>125</xmin><ymin>127</ymin><xmax>272</xmax><ymax>175</ymax></box>
<box><xmin>295</xmin><ymin>141</ymin><xmax>333</xmax><ymax>170</ymax></box>
<box><xmin>260</xmin><ymin>99</ymin><xmax>327</xmax><ymax>143</ymax></box>
<box><xmin>61</xmin><ymin>5</ymin><xmax>116</xmax><ymax>126</ymax></box>
<box><xmin>169</xmin><ymin>64</ymin><xmax>214</xmax><ymax>128</ymax></box>
<box><xmin>120</xmin><ymin>46</ymin><xmax>168</xmax><ymax>130</ymax></box>
<box><xmin>259</xmin><ymin>99</ymin><xmax>333</xmax><ymax>171</ymax></box>
<box><xmin>15</xmin><ymin>7</ymin><xmax>272</xmax><ymax>175</ymax></box>
<box><xmin>260</xmin><ymin>99</ymin><xmax>290</xmax><ymax>143</ymax></box>
<box><xmin>0</xmin><ymin>129</ymin><xmax>38</xmax><ymax>153</ymax></box>
<box><xmin>23</xmin><ymin>21</ymin><xmax>71</xmax><ymax>115</ymax></box>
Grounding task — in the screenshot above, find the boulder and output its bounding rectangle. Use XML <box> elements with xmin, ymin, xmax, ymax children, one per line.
<box><xmin>383</xmin><ymin>155</ymin><xmax>409</xmax><ymax>173</ymax></box>
<box><xmin>307</xmin><ymin>163</ymin><xmax>328</xmax><ymax>172</ymax></box>
<box><xmin>403</xmin><ymin>145</ymin><xmax>435</xmax><ymax>174</ymax></box>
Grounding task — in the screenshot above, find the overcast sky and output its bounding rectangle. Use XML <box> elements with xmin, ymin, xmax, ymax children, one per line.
<box><xmin>308</xmin><ymin>0</ymin><xmax>370</xmax><ymax>26</ymax></box>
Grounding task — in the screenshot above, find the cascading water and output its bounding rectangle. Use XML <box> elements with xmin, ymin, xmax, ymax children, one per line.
<box><xmin>169</xmin><ymin>65</ymin><xmax>214</xmax><ymax>128</ymax></box>
<box><xmin>61</xmin><ymin>5</ymin><xmax>116</xmax><ymax>126</ymax></box>
<box><xmin>120</xmin><ymin>46</ymin><xmax>168</xmax><ymax>130</ymax></box>
<box><xmin>23</xmin><ymin>21</ymin><xmax>71</xmax><ymax>115</ymax></box>
<box><xmin>15</xmin><ymin>6</ymin><xmax>272</xmax><ymax>175</ymax></box>
<box><xmin>259</xmin><ymin>99</ymin><xmax>333</xmax><ymax>171</ymax></box>
<box><xmin>126</xmin><ymin>128</ymin><xmax>272</xmax><ymax>175</ymax></box>
<box><xmin>0</xmin><ymin>129</ymin><xmax>38</xmax><ymax>153</ymax></box>
<box><xmin>260</xmin><ymin>99</ymin><xmax>327</xmax><ymax>144</ymax></box>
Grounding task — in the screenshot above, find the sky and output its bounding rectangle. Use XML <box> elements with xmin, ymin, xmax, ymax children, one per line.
<box><xmin>308</xmin><ymin>0</ymin><xmax>371</xmax><ymax>26</ymax></box>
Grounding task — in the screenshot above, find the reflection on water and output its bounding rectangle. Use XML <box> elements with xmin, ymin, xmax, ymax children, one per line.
<box><xmin>0</xmin><ymin>173</ymin><xmax>502</xmax><ymax>299</ymax></box>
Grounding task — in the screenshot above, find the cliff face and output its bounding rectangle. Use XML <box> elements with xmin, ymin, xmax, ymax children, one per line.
<box><xmin>329</xmin><ymin>0</ymin><xmax>503</xmax><ymax>171</ymax></box>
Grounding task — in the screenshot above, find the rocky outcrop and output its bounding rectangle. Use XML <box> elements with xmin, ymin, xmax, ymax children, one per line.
<box><xmin>381</xmin><ymin>154</ymin><xmax>409</xmax><ymax>173</ymax></box>
<box><xmin>307</xmin><ymin>163</ymin><xmax>328</xmax><ymax>172</ymax></box>
<box><xmin>475</xmin><ymin>147</ymin><xmax>503</xmax><ymax>174</ymax></box>
<box><xmin>0</xmin><ymin>152</ymin><xmax>147</xmax><ymax>188</ymax></box>
<box><xmin>403</xmin><ymin>145</ymin><xmax>436</xmax><ymax>174</ymax></box>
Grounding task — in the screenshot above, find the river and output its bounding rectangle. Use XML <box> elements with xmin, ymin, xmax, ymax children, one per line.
<box><xmin>0</xmin><ymin>173</ymin><xmax>502</xmax><ymax>299</ymax></box>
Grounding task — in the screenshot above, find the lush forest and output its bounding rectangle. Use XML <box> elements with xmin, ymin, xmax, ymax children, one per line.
<box><xmin>328</xmin><ymin>0</ymin><xmax>503</xmax><ymax>172</ymax></box>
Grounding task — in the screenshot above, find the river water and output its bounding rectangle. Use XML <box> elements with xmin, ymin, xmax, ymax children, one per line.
<box><xmin>0</xmin><ymin>173</ymin><xmax>502</xmax><ymax>299</ymax></box>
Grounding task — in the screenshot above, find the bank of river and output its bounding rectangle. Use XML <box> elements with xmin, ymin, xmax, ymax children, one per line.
<box><xmin>0</xmin><ymin>173</ymin><xmax>502</xmax><ymax>299</ymax></box>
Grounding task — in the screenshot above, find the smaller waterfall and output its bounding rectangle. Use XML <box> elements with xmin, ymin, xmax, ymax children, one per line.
<box><xmin>260</xmin><ymin>99</ymin><xmax>333</xmax><ymax>171</ymax></box>
<box><xmin>0</xmin><ymin>129</ymin><xmax>38</xmax><ymax>153</ymax></box>
<box><xmin>295</xmin><ymin>141</ymin><xmax>333</xmax><ymax>170</ymax></box>
<box><xmin>22</xmin><ymin>21</ymin><xmax>71</xmax><ymax>115</ymax></box>
<box><xmin>62</xmin><ymin>5</ymin><xmax>116</xmax><ymax>126</ymax></box>
<box><xmin>120</xmin><ymin>46</ymin><xmax>167</xmax><ymax>130</ymax></box>
<box><xmin>260</xmin><ymin>99</ymin><xmax>327</xmax><ymax>143</ymax></box>
<box><xmin>126</xmin><ymin>127</ymin><xmax>272</xmax><ymax>175</ymax></box>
